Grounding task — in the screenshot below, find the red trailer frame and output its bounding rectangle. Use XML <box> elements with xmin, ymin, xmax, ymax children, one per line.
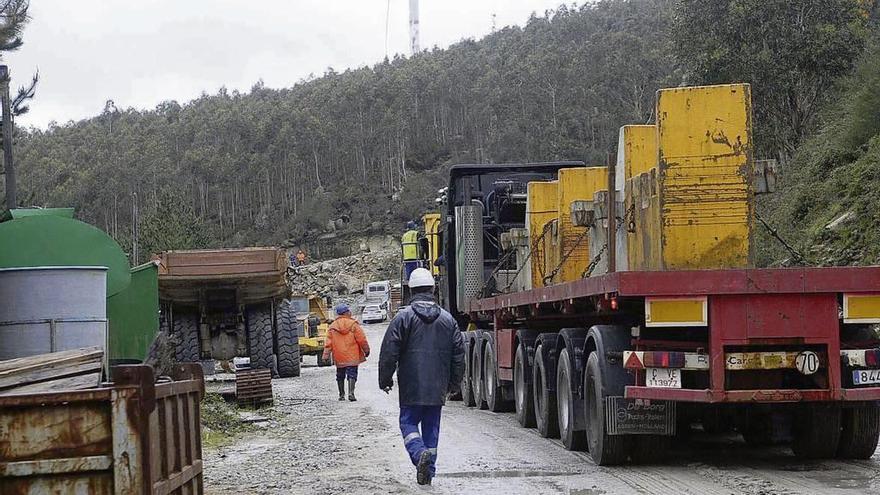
<box><xmin>469</xmin><ymin>266</ymin><xmax>880</xmax><ymax>404</ymax></box>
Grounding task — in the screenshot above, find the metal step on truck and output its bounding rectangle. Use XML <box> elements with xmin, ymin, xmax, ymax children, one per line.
<box><xmin>431</xmin><ymin>83</ymin><xmax>880</xmax><ymax>465</ymax></box>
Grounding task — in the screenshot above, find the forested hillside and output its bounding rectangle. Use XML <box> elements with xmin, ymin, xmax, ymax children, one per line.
<box><xmin>12</xmin><ymin>0</ymin><xmax>678</xmax><ymax>261</ymax></box>
<box><xmin>8</xmin><ymin>0</ymin><xmax>879</xmax><ymax>265</ymax></box>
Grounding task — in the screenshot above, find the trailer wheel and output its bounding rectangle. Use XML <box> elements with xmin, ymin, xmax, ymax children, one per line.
<box><xmin>837</xmin><ymin>402</ymin><xmax>880</xmax><ymax>459</ymax></box>
<box><xmin>472</xmin><ymin>341</ymin><xmax>487</xmax><ymax>410</ymax></box>
<box><xmin>791</xmin><ymin>403</ymin><xmax>841</xmax><ymax>459</ymax></box>
<box><xmin>533</xmin><ymin>344</ymin><xmax>559</xmax><ymax>438</ymax></box>
<box><xmin>461</xmin><ymin>338</ymin><xmax>476</xmax><ymax>407</ymax></box>
<box><xmin>247</xmin><ymin>305</ymin><xmax>277</xmax><ymax>375</ymax></box>
<box><xmin>585</xmin><ymin>352</ymin><xmax>629</xmax><ymax>465</ymax></box>
<box><xmin>514</xmin><ymin>342</ymin><xmax>535</xmax><ymax>428</ymax></box>
<box><xmin>275</xmin><ymin>301</ymin><xmax>301</xmax><ymax>378</ymax></box>
<box><xmin>173</xmin><ymin>310</ymin><xmax>200</xmax><ymax>364</ymax></box>
<box><xmin>484</xmin><ymin>340</ymin><xmax>510</xmax><ymax>412</ymax></box>
<box><xmin>557</xmin><ymin>348</ymin><xmax>586</xmax><ymax>451</ymax></box>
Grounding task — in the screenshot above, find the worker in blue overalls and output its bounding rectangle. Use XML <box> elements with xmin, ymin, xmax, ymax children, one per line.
<box><xmin>378</xmin><ymin>268</ymin><xmax>465</xmax><ymax>485</ymax></box>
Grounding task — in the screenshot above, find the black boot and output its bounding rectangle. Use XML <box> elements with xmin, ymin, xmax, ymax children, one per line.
<box><xmin>337</xmin><ymin>380</ymin><xmax>345</xmax><ymax>401</ymax></box>
<box><xmin>348</xmin><ymin>378</ymin><xmax>357</xmax><ymax>401</ymax></box>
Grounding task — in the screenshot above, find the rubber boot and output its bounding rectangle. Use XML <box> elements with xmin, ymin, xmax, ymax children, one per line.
<box><xmin>348</xmin><ymin>378</ymin><xmax>357</xmax><ymax>401</ymax></box>
<box><xmin>337</xmin><ymin>380</ymin><xmax>345</xmax><ymax>401</ymax></box>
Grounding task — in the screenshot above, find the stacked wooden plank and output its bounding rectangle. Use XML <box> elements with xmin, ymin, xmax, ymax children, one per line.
<box><xmin>0</xmin><ymin>347</ymin><xmax>104</xmax><ymax>396</ymax></box>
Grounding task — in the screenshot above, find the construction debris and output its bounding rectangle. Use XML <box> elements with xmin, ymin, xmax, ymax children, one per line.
<box><xmin>0</xmin><ymin>346</ymin><xmax>103</xmax><ymax>396</ymax></box>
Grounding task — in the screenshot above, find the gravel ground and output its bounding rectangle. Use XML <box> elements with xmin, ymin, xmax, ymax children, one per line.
<box><xmin>204</xmin><ymin>322</ymin><xmax>880</xmax><ymax>495</ymax></box>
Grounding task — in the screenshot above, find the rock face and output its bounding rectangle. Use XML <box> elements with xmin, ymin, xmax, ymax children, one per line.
<box><xmin>288</xmin><ymin>248</ymin><xmax>401</xmax><ymax>297</ymax></box>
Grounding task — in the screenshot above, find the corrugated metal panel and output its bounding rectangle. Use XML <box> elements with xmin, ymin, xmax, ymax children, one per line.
<box><xmin>526</xmin><ymin>181</ymin><xmax>558</xmax><ymax>288</ymax></box>
<box><xmin>656</xmin><ymin>83</ymin><xmax>754</xmax><ymax>270</ymax></box>
<box><xmin>455</xmin><ymin>205</ymin><xmax>483</xmax><ymax>312</ymax></box>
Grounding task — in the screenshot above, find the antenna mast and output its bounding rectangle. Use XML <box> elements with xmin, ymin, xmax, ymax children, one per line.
<box><xmin>409</xmin><ymin>0</ymin><xmax>420</xmax><ymax>55</ymax></box>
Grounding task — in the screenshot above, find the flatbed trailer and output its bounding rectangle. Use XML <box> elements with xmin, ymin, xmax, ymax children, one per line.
<box><xmin>442</xmin><ymin>84</ymin><xmax>880</xmax><ymax>465</ymax></box>
<box><xmin>461</xmin><ymin>266</ymin><xmax>880</xmax><ymax>464</ymax></box>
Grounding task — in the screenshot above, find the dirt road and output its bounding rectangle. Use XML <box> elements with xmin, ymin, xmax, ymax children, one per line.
<box><xmin>204</xmin><ymin>321</ymin><xmax>880</xmax><ymax>495</ymax></box>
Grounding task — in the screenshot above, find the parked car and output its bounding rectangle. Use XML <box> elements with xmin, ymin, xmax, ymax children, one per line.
<box><xmin>361</xmin><ymin>304</ymin><xmax>387</xmax><ymax>323</ymax></box>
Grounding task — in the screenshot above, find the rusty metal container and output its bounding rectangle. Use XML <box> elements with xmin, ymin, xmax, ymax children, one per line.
<box><xmin>655</xmin><ymin>83</ymin><xmax>754</xmax><ymax>270</ymax></box>
<box><xmin>551</xmin><ymin>167</ymin><xmax>606</xmax><ymax>284</ymax></box>
<box><xmin>526</xmin><ymin>181</ymin><xmax>557</xmax><ymax>288</ymax></box>
<box><xmin>0</xmin><ymin>266</ymin><xmax>108</xmax><ymax>361</ymax></box>
<box><xmin>0</xmin><ymin>364</ymin><xmax>205</xmax><ymax>494</ymax></box>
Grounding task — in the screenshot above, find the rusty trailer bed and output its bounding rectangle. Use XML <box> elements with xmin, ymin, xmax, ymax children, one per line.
<box><xmin>469</xmin><ymin>266</ymin><xmax>880</xmax><ymax>313</ymax></box>
<box><xmin>154</xmin><ymin>247</ymin><xmax>288</xmax><ymax>305</ymax></box>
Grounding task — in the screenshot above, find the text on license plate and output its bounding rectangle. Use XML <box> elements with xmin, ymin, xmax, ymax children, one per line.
<box><xmin>646</xmin><ymin>368</ymin><xmax>681</xmax><ymax>388</ymax></box>
<box><xmin>853</xmin><ymin>369</ymin><xmax>880</xmax><ymax>385</ymax></box>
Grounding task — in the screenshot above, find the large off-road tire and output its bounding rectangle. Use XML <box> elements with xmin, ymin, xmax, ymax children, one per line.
<box><xmin>791</xmin><ymin>403</ymin><xmax>841</xmax><ymax>459</ymax></box>
<box><xmin>533</xmin><ymin>344</ymin><xmax>559</xmax><ymax>438</ymax></box>
<box><xmin>557</xmin><ymin>348</ymin><xmax>586</xmax><ymax>451</ymax></box>
<box><xmin>837</xmin><ymin>402</ymin><xmax>880</xmax><ymax>459</ymax></box>
<box><xmin>585</xmin><ymin>352</ymin><xmax>630</xmax><ymax>465</ymax></box>
<box><xmin>461</xmin><ymin>338</ymin><xmax>476</xmax><ymax>407</ymax></box>
<box><xmin>173</xmin><ymin>310</ymin><xmax>200</xmax><ymax>364</ymax></box>
<box><xmin>484</xmin><ymin>340</ymin><xmax>511</xmax><ymax>412</ymax></box>
<box><xmin>247</xmin><ymin>304</ymin><xmax>277</xmax><ymax>375</ymax></box>
<box><xmin>316</xmin><ymin>352</ymin><xmax>333</xmax><ymax>367</ymax></box>
<box><xmin>472</xmin><ymin>340</ymin><xmax>487</xmax><ymax>410</ymax></box>
<box><xmin>275</xmin><ymin>301</ymin><xmax>301</xmax><ymax>378</ymax></box>
<box><xmin>514</xmin><ymin>342</ymin><xmax>535</xmax><ymax>428</ymax></box>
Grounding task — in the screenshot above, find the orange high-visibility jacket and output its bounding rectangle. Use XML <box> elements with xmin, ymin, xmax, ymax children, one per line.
<box><xmin>323</xmin><ymin>315</ymin><xmax>370</xmax><ymax>368</ymax></box>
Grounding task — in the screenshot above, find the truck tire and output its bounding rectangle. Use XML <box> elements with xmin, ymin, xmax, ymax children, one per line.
<box><xmin>791</xmin><ymin>403</ymin><xmax>841</xmax><ymax>459</ymax></box>
<box><xmin>533</xmin><ymin>344</ymin><xmax>559</xmax><ymax>438</ymax></box>
<box><xmin>173</xmin><ymin>310</ymin><xmax>200</xmax><ymax>364</ymax></box>
<box><xmin>584</xmin><ymin>352</ymin><xmax>629</xmax><ymax>465</ymax></box>
<box><xmin>316</xmin><ymin>353</ymin><xmax>332</xmax><ymax>367</ymax></box>
<box><xmin>557</xmin><ymin>348</ymin><xmax>586</xmax><ymax>451</ymax></box>
<box><xmin>461</xmin><ymin>338</ymin><xmax>476</xmax><ymax>407</ymax></box>
<box><xmin>514</xmin><ymin>342</ymin><xmax>535</xmax><ymax>427</ymax></box>
<box><xmin>484</xmin><ymin>339</ymin><xmax>510</xmax><ymax>412</ymax></box>
<box><xmin>247</xmin><ymin>305</ymin><xmax>277</xmax><ymax>375</ymax></box>
<box><xmin>837</xmin><ymin>402</ymin><xmax>880</xmax><ymax>459</ymax></box>
<box><xmin>472</xmin><ymin>341</ymin><xmax>487</xmax><ymax>410</ymax></box>
<box><xmin>275</xmin><ymin>301</ymin><xmax>301</xmax><ymax>378</ymax></box>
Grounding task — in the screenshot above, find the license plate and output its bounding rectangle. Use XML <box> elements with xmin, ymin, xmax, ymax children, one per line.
<box><xmin>852</xmin><ymin>369</ymin><xmax>880</xmax><ymax>385</ymax></box>
<box><xmin>646</xmin><ymin>368</ymin><xmax>681</xmax><ymax>388</ymax></box>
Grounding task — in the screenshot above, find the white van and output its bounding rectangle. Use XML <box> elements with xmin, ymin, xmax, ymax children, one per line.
<box><xmin>365</xmin><ymin>280</ymin><xmax>391</xmax><ymax>310</ymax></box>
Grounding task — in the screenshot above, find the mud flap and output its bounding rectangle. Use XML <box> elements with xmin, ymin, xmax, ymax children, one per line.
<box><xmin>605</xmin><ymin>397</ymin><xmax>676</xmax><ymax>436</ymax></box>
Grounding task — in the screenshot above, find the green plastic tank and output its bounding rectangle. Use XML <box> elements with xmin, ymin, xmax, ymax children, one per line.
<box><xmin>0</xmin><ymin>209</ymin><xmax>158</xmax><ymax>362</ymax></box>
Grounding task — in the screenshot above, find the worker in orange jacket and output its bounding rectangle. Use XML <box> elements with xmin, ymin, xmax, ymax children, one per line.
<box><xmin>322</xmin><ymin>303</ymin><xmax>370</xmax><ymax>401</ymax></box>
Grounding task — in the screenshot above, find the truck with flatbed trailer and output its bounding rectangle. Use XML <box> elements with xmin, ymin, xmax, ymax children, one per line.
<box><xmin>428</xmin><ymin>83</ymin><xmax>880</xmax><ymax>464</ymax></box>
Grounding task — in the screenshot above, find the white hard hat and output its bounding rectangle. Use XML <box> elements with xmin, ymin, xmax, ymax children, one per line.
<box><xmin>408</xmin><ymin>268</ymin><xmax>435</xmax><ymax>288</ymax></box>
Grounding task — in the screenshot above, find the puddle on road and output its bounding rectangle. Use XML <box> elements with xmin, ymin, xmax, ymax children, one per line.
<box><xmin>441</xmin><ymin>470</ymin><xmax>580</xmax><ymax>479</ymax></box>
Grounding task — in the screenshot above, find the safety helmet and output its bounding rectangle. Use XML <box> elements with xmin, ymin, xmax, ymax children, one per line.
<box><xmin>335</xmin><ymin>303</ymin><xmax>351</xmax><ymax>315</ymax></box>
<box><xmin>406</xmin><ymin>221</ymin><xmax>417</xmax><ymax>230</ymax></box>
<box><xmin>408</xmin><ymin>268</ymin><xmax>435</xmax><ymax>288</ymax></box>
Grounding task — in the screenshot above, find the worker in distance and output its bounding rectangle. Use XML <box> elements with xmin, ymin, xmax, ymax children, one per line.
<box><xmin>378</xmin><ymin>268</ymin><xmax>466</xmax><ymax>486</ymax></box>
<box><xmin>322</xmin><ymin>303</ymin><xmax>370</xmax><ymax>401</ymax></box>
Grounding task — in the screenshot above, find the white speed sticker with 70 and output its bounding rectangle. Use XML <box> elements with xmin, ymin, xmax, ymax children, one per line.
<box><xmin>853</xmin><ymin>369</ymin><xmax>880</xmax><ymax>385</ymax></box>
<box><xmin>646</xmin><ymin>368</ymin><xmax>681</xmax><ymax>388</ymax></box>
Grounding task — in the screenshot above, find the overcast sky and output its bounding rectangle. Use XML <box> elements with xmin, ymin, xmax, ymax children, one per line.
<box><xmin>3</xmin><ymin>0</ymin><xmax>569</xmax><ymax>128</ymax></box>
